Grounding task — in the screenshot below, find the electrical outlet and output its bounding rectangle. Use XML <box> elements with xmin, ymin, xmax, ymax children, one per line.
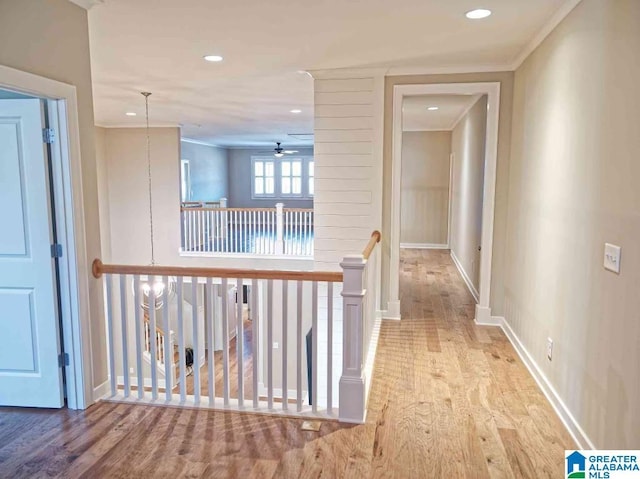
<box><xmin>273</xmin><ymin>342</ymin><xmax>279</xmax><ymax>349</ymax></box>
<box><xmin>604</xmin><ymin>243</ymin><xmax>621</xmax><ymax>273</ymax></box>
<box><xmin>547</xmin><ymin>338</ymin><xmax>553</xmax><ymax>361</ymax></box>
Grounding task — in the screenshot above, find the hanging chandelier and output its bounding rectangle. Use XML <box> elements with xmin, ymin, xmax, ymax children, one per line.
<box><xmin>138</xmin><ymin>91</ymin><xmax>175</xmax><ymax>310</ymax></box>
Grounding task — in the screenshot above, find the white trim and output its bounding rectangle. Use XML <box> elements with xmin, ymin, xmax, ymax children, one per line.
<box><xmin>509</xmin><ymin>0</ymin><xmax>584</xmax><ymax>70</ymax></box>
<box><xmin>483</xmin><ymin>316</ymin><xmax>595</xmax><ymax>450</ymax></box>
<box><xmin>450</xmin><ymin>250</ymin><xmax>479</xmax><ymax>302</ymax></box>
<box><xmin>448</xmin><ymin>94</ymin><xmax>483</xmax><ymax>130</ymax></box>
<box><xmin>384</xmin><ymin>300</ymin><xmax>401</xmax><ymax>320</ymax></box>
<box><xmin>402</xmin><ymin>128</ymin><xmax>452</xmax><ymax>133</ymax></box>
<box><xmin>180</xmin><ymin>137</ymin><xmax>223</xmax><ymax>148</ymax></box>
<box><xmin>309</xmin><ymin>67</ymin><xmax>390</xmax><ymax>80</ymax></box>
<box><xmin>400</xmin><ymin>243</ymin><xmax>448</xmax><ymax>250</ymax></box>
<box><xmin>93</xmin><ymin>380</ymin><xmax>110</xmax><ymax>402</ymax></box>
<box><xmin>363</xmin><ymin>316</ymin><xmax>382</xmax><ymax>411</ymax></box>
<box><xmin>391</xmin><ymin>82</ymin><xmax>499</xmax><ymax>323</ymax></box>
<box><xmin>68</xmin><ymin>0</ymin><xmax>103</xmax><ymax>9</ymax></box>
<box><xmin>0</xmin><ymin>64</ymin><xmax>91</xmax><ymax>409</ymax></box>
<box><xmin>387</xmin><ymin>64</ymin><xmax>512</xmax><ymax>76</ymax></box>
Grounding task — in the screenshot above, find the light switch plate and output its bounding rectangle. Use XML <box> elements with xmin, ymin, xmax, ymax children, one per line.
<box><xmin>604</xmin><ymin>243</ymin><xmax>621</xmax><ymax>273</ymax></box>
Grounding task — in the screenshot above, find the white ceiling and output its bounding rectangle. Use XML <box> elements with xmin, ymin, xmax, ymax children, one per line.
<box><xmin>403</xmin><ymin>95</ymin><xmax>482</xmax><ymax>131</ymax></box>
<box><xmin>87</xmin><ymin>0</ymin><xmax>574</xmax><ymax>147</ymax></box>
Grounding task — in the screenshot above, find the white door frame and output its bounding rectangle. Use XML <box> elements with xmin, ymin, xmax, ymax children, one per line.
<box><xmin>390</xmin><ymin>82</ymin><xmax>500</xmax><ymax>324</ymax></box>
<box><xmin>0</xmin><ymin>64</ymin><xmax>92</xmax><ymax>409</ymax></box>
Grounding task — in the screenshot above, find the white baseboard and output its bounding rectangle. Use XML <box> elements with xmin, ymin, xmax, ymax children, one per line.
<box><xmin>384</xmin><ymin>300</ymin><xmax>401</xmax><ymax>320</ymax></box>
<box><xmin>480</xmin><ymin>316</ymin><xmax>594</xmax><ymax>450</ymax></box>
<box><xmin>93</xmin><ymin>380</ymin><xmax>110</xmax><ymax>402</ymax></box>
<box><xmin>364</xmin><ymin>316</ymin><xmax>382</xmax><ymax>411</ymax></box>
<box><xmin>117</xmin><ymin>376</ymin><xmax>171</xmax><ymax>390</ymax></box>
<box><xmin>400</xmin><ymin>243</ymin><xmax>449</xmax><ymax>250</ymax></box>
<box><xmin>450</xmin><ymin>250</ymin><xmax>479</xmax><ymax>302</ymax></box>
<box><xmin>257</xmin><ymin>383</ymin><xmax>306</xmax><ymax>402</ymax></box>
<box><xmin>474</xmin><ymin>305</ymin><xmax>494</xmax><ymax>325</ymax></box>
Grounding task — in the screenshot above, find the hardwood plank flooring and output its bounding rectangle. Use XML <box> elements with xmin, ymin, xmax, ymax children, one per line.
<box><xmin>0</xmin><ymin>249</ymin><xmax>574</xmax><ymax>478</ymax></box>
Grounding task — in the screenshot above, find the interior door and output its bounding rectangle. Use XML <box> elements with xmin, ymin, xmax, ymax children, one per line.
<box><xmin>0</xmin><ymin>98</ymin><xmax>64</xmax><ymax>408</ymax></box>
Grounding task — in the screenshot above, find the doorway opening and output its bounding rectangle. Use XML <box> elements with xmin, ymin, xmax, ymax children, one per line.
<box><xmin>390</xmin><ymin>83</ymin><xmax>500</xmax><ymax>324</ymax></box>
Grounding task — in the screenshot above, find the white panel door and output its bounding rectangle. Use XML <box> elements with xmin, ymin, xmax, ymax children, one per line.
<box><xmin>0</xmin><ymin>99</ymin><xmax>64</xmax><ymax>408</ymax></box>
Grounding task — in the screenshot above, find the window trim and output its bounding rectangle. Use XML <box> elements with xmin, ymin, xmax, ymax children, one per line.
<box><xmin>251</xmin><ymin>157</ymin><xmax>276</xmax><ymax>198</ymax></box>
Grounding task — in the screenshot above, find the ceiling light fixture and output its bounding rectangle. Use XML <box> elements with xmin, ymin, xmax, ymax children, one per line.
<box><xmin>126</xmin><ymin>112</ymin><xmax>137</xmax><ymax>116</ymax></box>
<box><xmin>465</xmin><ymin>8</ymin><xmax>492</xmax><ymax>19</ymax></box>
<box><xmin>290</xmin><ymin>109</ymin><xmax>302</xmax><ymax>114</ymax></box>
<box><xmin>427</xmin><ymin>106</ymin><xmax>439</xmax><ymax>111</ymax></box>
<box><xmin>203</xmin><ymin>55</ymin><xmax>223</xmax><ymax>62</ymax></box>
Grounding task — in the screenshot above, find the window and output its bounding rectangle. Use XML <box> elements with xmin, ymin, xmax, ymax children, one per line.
<box><xmin>281</xmin><ymin>159</ymin><xmax>302</xmax><ymax>196</ymax></box>
<box><xmin>180</xmin><ymin>159</ymin><xmax>190</xmax><ymax>201</ymax></box>
<box><xmin>253</xmin><ymin>159</ymin><xmax>275</xmax><ymax>197</ymax></box>
<box><xmin>251</xmin><ymin>156</ymin><xmax>314</xmax><ymax>199</ymax></box>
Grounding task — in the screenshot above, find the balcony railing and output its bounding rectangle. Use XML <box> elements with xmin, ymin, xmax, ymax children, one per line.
<box><xmin>93</xmin><ymin>230</ymin><xmax>381</xmax><ymax>423</ymax></box>
<box><xmin>180</xmin><ymin>199</ymin><xmax>314</xmax><ymax>257</ymax></box>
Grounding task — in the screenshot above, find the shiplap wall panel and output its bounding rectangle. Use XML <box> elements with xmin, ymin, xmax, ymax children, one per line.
<box><xmin>315</xmin><ymin>117</ymin><xmax>374</xmax><ymax>130</ymax></box>
<box><xmin>315</xmin><ymin>179</ymin><xmax>371</xmax><ymax>192</ymax></box>
<box><xmin>314</xmin><ymin>215</ymin><xmax>373</xmax><ymax>228</ymax></box>
<box><xmin>314</xmin><ymin>129</ymin><xmax>373</xmax><ymax>143</ymax></box>
<box><xmin>314</xmin><ymin>74</ymin><xmax>381</xmax><ymax>269</ymax></box>
<box><xmin>315</xmin><ymin>104</ymin><xmax>373</xmax><ymax>118</ymax></box>
<box><xmin>314</xmin><ymin>155</ymin><xmax>373</xmax><ymax>167</ymax></box>
<box><xmin>314</xmin><ymin>142</ymin><xmax>372</xmax><ymax>155</ymax></box>
<box><xmin>315</xmin><ymin>91</ymin><xmax>373</xmax><ymax>105</ymax></box>
<box><xmin>315</xmin><ymin>167</ymin><xmax>372</xmax><ymax>180</ymax></box>
<box><xmin>315</xmin><ymin>78</ymin><xmax>374</xmax><ymax>92</ymax></box>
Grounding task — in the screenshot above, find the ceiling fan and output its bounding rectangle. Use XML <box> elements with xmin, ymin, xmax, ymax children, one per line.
<box><xmin>259</xmin><ymin>142</ymin><xmax>298</xmax><ymax>158</ymax></box>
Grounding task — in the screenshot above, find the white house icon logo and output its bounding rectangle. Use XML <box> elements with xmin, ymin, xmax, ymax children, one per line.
<box><xmin>566</xmin><ymin>451</ymin><xmax>586</xmax><ymax>478</ymax></box>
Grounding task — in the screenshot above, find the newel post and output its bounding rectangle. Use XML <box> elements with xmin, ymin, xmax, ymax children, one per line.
<box><xmin>275</xmin><ymin>202</ymin><xmax>284</xmax><ymax>254</ymax></box>
<box><xmin>339</xmin><ymin>254</ymin><xmax>366</xmax><ymax>423</ymax></box>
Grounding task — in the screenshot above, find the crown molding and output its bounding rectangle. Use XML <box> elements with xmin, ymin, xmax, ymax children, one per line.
<box><xmin>180</xmin><ymin>137</ymin><xmax>223</xmax><ymax>148</ymax></box>
<box><xmin>509</xmin><ymin>0</ymin><xmax>583</xmax><ymax>70</ymax></box>
<box><xmin>308</xmin><ymin>67</ymin><xmax>390</xmax><ymax>80</ymax></box>
<box><xmin>68</xmin><ymin>0</ymin><xmax>104</xmax><ymax>10</ymax></box>
<box><xmin>387</xmin><ymin>63</ymin><xmax>512</xmax><ymax>77</ymax></box>
<box><xmin>448</xmin><ymin>94</ymin><xmax>483</xmax><ymax>130</ymax></box>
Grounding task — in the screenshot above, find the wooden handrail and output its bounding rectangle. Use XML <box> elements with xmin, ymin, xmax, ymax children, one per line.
<box><xmin>180</xmin><ymin>207</ymin><xmax>275</xmax><ymax>213</ymax></box>
<box><xmin>362</xmin><ymin>230</ymin><xmax>381</xmax><ymax>260</ymax></box>
<box><xmin>143</xmin><ymin>314</ymin><xmax>167</xmax><ymax>337</ymax></box>
<box><xmin>92</xmin><ymin>259</ymin><xmax>343</xmax><ymax>283</ymax></box>
<box><xmin>282</xmin><ymin>208</ymin><xmax>314</xmax><ymax>213</ymax></box>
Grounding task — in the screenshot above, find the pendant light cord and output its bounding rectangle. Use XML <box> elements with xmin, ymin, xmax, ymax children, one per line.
<box><xmin>142</xmin><ymin>92</ymin><xmax>155</xmax><ymax>265</ymax></box>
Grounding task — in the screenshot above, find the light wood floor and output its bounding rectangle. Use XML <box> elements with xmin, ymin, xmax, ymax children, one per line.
<box><xmin>0</xmin><ymin>249</ymin><xmax>574</xmax><ymax>478</ymax></box>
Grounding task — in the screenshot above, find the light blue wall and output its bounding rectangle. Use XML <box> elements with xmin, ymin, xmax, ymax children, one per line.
<box><xmin>180</xmin><ymin>141</ymin><xmax>228</xmax><ymax>201</ymax></box>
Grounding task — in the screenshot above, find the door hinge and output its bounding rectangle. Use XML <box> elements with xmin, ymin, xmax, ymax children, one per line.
<box><xmin>51</xmin><ymin>243</ymin><xmax>63</xmax><ymax>258</ymax></box>
<box><xmin>42</xmin><ymin>128</ymin><xmax>56</xmax><ymax>144</ymax></box>
<box><xmin>58</xmin><ymin>352</ymin><xmax>69</xmax><ymax>368</ymax></box>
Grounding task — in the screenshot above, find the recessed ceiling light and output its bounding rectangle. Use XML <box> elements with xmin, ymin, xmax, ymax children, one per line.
<box><xmin>466</xmin><ymin>8</ymin><xmax>492</xmax><ymax>19</ymax></box>
<box><xmin>203</xmin><ymin>55</ymin><xmax>223</xmax><ymax>62</ymax></box>
<box><xmin>125</xmin><ymin>112</ymin><xmax>137</xmax><ymax>116</ymax></box>
<box><xmin>427</xmin><ymin>106</ymin><xmax>439</xmax><ymax>111</ymax></box>
<box><xmin>290</xmin><ymin>109</ymin><xmax>302</xmax><ymax>114</ymax></box>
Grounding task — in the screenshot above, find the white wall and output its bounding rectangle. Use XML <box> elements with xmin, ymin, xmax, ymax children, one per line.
<box><xmin>227</xmin><ymin>147</ymin><xmax>314</xmax><ymax>209</ymax></box>
<box><xmin>312</xmin><ymin>73</ymin><xmax>384</xmax><ymax>271</ymax></box>
<box><xmin>504</xmin><ymin>0</ymin><xmax>640</xmax><ymax>448</ymax></box>
<box><xmin>400</xmin><ymin>131</ymin><xmax>451</xmax><ymax>246</ymax></box>
<box><xmin>180</xmin><ymin>141</ymin><xmax>228</xmax><ymax>202</ymax></box>
<box><xmin>450</xmin><ymin>96</ymin><xmax>487</xmax><ymax>294</ymax></box>
<box><xmin>0</xmin><ymin>0</ymin><xmax>107</xmax><ymax>393</ymax></box>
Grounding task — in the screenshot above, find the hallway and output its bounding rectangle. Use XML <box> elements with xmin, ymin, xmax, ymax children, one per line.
<box><xmin>0</xmin><ymin>249</ymin><xmax>573</xmax><ymax>478</ymax></box>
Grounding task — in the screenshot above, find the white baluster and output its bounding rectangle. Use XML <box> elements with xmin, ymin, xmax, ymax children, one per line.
<box><xmin>177</xmin><ymin>276</ymin><xmax>187</xmax><ymax>402</ymax></box>
<box><xmin>162</xmin><ymin>275</ymin><xmax>171</xmax><ymax>400</ymax></box>
<box><xmin>311</xmin><ymin>281</ymin><xmax>318</xmax><ymax>412</ymax></box>
<box><xmin>276</xmin><ymin>203</ymin><xmax>284</xmax><ymax>255</ymax></box>
<box><xmin>105</xmin><ymin>274</ymin><xmax>116</xmax><ymax>396</ymax></box>
<box><xmin>149</xmin><ymin>276</ymin><xmax>158</xmax><ymax>400</ymax></box>
<box><xmin>192</xmin><ymin>277</ymin><xmax>200</xmax><ymax>404</ymax></box>
<box><xmin>133</xmin><ymin>275</ymin><xmax>144</xmax><ymax>399</ymax></box>
<box><xmin>327</xmin><ymin>281</ymin><xmax>334</xmax><ymax>413</ymax></box>
<box><xmin>251</xmin><ymin>279</ymin><xmax>259</xmax><ymax>408</ymax></box>
<box><xmin>236</xmin><ymin>278</ymin><xmax>244</xmax><ymax>406</ymax></box>
<box><xmin>296</xmin><ymin>280</ymin><xmax>303</xmax><ymax>412</ymax></box>
<box><xmin>282</xmin><ymin>280</ymin><xmax>288</xmax><ymax>410</ymax></box>
<box><xmin>206</xmin><ymin>279</ymin><xmax>215</xmax><ymax>404</ymax></box>
<box><xmin>119</xmin><ymin>275</ymin><xmax>130</xmax><ymax>397</ymax></box>
<box><xmin>267</xmin><ymin>279</ymin><xmax>274</xmax><ymax>408</ymax></box>
<box><xmin>222</xmin><ymin>278</ymin><xmax>230</xmax><ymax>405</ymax></box>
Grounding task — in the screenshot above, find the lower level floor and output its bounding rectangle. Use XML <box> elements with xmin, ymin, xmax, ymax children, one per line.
<box><xmin>0</xmin><ymin>249</ymin><xmax>573</xmax><ymax>478</ymax></box>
